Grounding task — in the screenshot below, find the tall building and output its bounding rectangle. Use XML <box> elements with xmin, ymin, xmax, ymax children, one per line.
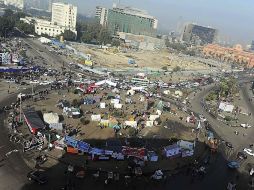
<box><xmin>96</xmin><ymin>5</ymin><xmax>158</xmax><ymax>37</ymax></box>
<box><xmin>251</xmin><ymin>40</ymin><xmax>254</xmax><ymax>51</ymax></box>
<box><xmin>182</xmin><ymin>23</ymin><xmax>217</xmax><ymax>45</ymax></box>
<box><xmin>51</xmin><ymin>2</ymin><xmax>77</xmax><ymax>30</ymax></box>
<box><xmin>95</xmin><ymin>6</ymin><xmax>108</xmax><ymax>26</ymax></box>
<box><xmin>4</xmin><ymin>0</ymin><xmax>24</xmax><ymax>9</ymax></box>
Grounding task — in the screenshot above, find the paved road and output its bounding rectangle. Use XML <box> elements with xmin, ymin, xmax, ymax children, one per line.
<box><xmin>189</xmin><ymin>81</ymin><xmax>254</xmax><ymax>189</ymax></box>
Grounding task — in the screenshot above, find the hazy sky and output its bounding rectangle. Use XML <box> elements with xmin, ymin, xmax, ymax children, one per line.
<box><xmin>66</xmin><ymin>0</ymin><xmax>254</xmax><ymax>45</ymax></box>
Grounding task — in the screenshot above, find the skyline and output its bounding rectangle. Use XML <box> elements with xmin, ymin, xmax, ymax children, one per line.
<box><xmin>64</xmin><ymin>0</ymin><xmax>254</xmax><ymax>46</ymax></box>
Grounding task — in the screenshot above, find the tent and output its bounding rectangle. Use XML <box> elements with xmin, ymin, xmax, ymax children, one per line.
<box><xmin>219</xmin><ymin>102</ymin><xmax>234</xmax><ymax>112</ymax></box>
<box><xmin>163</xmin><ymin>144</ymin><xmax>181</xmax><ymax>158</ymax></box>
<box><xmin>91</xmin><ymin>114</ymin><xmax>101</xmax><ymax>121</ymax></box>
<box><xmin>124</xmin><ymin>121</ymin><xmax>137</xmax><ymax>128</ymax></box>
<box><xmin>23</xmin><ymin>109</ymin><xmax>45</xmax><ymax>134</ymax></box>
<box><xmin>49</xmin><ymin>123</ymin><xmax>63</xmax><ymax>131</ymax></box>
<box><xmin>43</xmin><ymin>113</ymin><xmax>59</xmax><ymax>124</ymax></box>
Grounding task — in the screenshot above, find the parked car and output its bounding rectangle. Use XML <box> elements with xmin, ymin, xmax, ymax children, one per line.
<box><xmin>225</xmin><ymin>142</ymin><xmax>233</xmax><ymax>149</ymax></box>
<box><xmin>39</xmin><ymin>81</ymin><xmax>51</xmax><ymax>85</ymax></box>
<box><xmin>27</xmin><ymin>171</ymin><xmax>47</xmax><ymax>185</ymax></box>
<box><xmin>244</xmin><ymin>148</ymin><xmax>254</xmax><ymax>156</ymax></box>
<box><xmin>237</xmin><ymin>151</ymin><xmax>247</xmax><ymax>160</ymax></box>
<box><xmin>30</xmin><ymin>80</ymin><xmax>39</xmax><ymax>84</ymax></box>
<box><xmin>240</xmin><ymin>124</ymin><xmax>252</xmax><ymax>128</ymax></box>
<box><xmin>227</xmin><ymin>161</ymin><xmax>240</xmax><ymax>169</ymax></box>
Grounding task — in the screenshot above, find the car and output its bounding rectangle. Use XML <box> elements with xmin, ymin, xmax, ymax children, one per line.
<box><xmin>6</xmin><ymin>79</ymin><xmax>15</xmax><ymax>83</ymax></box>
<box><xmin>237</xmin><ymin>151</ymin><xmax>247</xmax><ymax>160</ymax></box>
<box><xmin>39</xmin><ymin>81</ymin><xmax>51</xmax><ymax>85</ymax></box>
<box><xmin>27</xmin><ymin>171</ymin><xmax>47</xmax><ymax>185</ymax></box>
<box><xmin>199</xmin><ymin>114</ymin><xmax>207</xmax><ymax>122</ymax></box>
<box><xmin>20</xmin><ymin>81</ymin><xmax>28</xmax><ymax>85</ymax></box>
<box><xmin>30</xmin><ymin>80</ymin><xmax>39</xmax><ymax>84</ymax></box>
<box><xmin>240</xmin><ymin>124</ymin><xmax>252</xmax><ymax>128</ymax></box>
<box><xmin>225</xmin><ymin>142</ymin><xmax>233</xmax><ymax>149</ymax></box>
<box><xmin>227</xmin><ymin>161</ymin><xmax>240</xmax><ymax>169</ymax></box>
<box><xmin>244</xmin><ymin>148</ymin><xmax>254</xmax><ymax>156</ymax></box>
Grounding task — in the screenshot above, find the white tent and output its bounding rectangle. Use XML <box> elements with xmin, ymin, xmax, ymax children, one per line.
<box><xmin>219</xmin><ymin>102</ymin><xmax>234</xmax><ymax>112</ymax></box>
<box><xmin>114</xmin><ymin>103</ymin><xmax>123</xmax><ymax>109</ymax></box>
<box><xmin>149</xmin><ymin>115</ymin><xmax>160</xmax><ymax>121</ymax></box>
<box><xmin>43</xmin><ymin>113</ymin><xmax>59</xmax><ymax>124</ymax></box>
<box><xmin>39</xmin><ymin>37</ymin><xmax>51</xmax><ymax>44</ymax></box>
<box><xmin>91</xmin><ymin>115</ymin><xmax>101</xmax><ymax>121</ymax></box>
<box><xmin>124</xmin><ymin>121</ymin><xmax>137</xmax><ymax>128</ymax></box>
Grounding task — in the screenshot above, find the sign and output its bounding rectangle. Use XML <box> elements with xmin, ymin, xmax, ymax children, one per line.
<box><xmin>64</xmin><ymin>136</ymin><xmax>78</xmax><ymax>148</ymax></box>
<box><xmin>122</xmin><ymin>146</ymin><xmax>146</xmax><ymax>159</ymax></box>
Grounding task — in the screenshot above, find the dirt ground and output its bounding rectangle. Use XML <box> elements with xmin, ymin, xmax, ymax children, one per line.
<box><xmin>22</xmin><ymin>86</ymin><xmax>197</xmax><ymax>143</ymax></box>
<box><xmin>73</xmin><ymin>44</ymin><xmax>210</xmax><ymax>71</ymax></box>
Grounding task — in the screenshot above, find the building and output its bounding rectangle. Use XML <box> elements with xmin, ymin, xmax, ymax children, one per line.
<box><xmin>251</xmin><ymin>40</ymin><xmax>254</xmax><ymax>51</ymax></box>
<box><xmin>95</xmin><ymin>6</ymin><xmax>108</xmax><ymax>26</ymax></box>
<box><xmin>35</xmin><ymin>19</ymin><xmax>66</xmax><ymax>37</ymax></box>
<box><xmin>203</xmin><ymin>44</ymin><xmax>254</xmax><ymax>68</ymax></box>
<box><xmin>182</xmin><ymin>23</ymin><xmax>217</xmax><ymax>45</ymax></box>
<box><xmin>4</xmin><ymin>0</ymin><xmax>24</xmax><ymax>9</ymax></box>
<box><xmin>51</xmin><ymin>2</ymin><xmax>77</xmax><ymax>30</ymax></box>
<box><xmin>96</xmin><ymin>5</ymin><xmax>158</xmax><ymax>37</ymax></box>
<box><xmin>23</xmin><ymin>2</ymin><xmax>77</xmax><ymax>37</ymax></box>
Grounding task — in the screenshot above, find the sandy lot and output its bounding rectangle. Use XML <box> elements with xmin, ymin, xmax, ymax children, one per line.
<box><xmin>73</xmin><ymin>44</ymin><xmax>210</xmax><ymax>71</ymax></box>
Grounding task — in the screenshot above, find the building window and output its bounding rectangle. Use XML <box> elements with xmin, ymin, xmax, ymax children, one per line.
<box><xmin>37</xmin><ymin>27</ymin><xmax>39</xmax><ymax>29</ymax></box>
<box><xmin>49</xmin><ymin>29</ymin><xmax>51</xmax><ymax>31</ymax></box>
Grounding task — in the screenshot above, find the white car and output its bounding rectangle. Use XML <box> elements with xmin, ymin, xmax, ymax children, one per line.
<box><xmin>30</xmin><ymin>80</ymin><xmax>39</xmax><ymax>84</ymax></box>
<box><xmin>244</xmin><ymin>148</ymin><xmax>254</xmax><ymax>156</ymax></box>
<box><xmin>39</xmin><ymin>81</ymin><xmax>51</xmax><ymax>85</ymax></box>
<box><xmin>240</xmin><ymin>124</ymin><xmax>252</xmax><ymax>128</ymax></box>
<box><xmin>199</xmin><ymin>115</ymin><xmax>207</xmax><ymax>122</ymax></box>
<box><xmin>6</xmin><ymin>79</ymin><xmax>15</xmax><ymax>83</ymax></box>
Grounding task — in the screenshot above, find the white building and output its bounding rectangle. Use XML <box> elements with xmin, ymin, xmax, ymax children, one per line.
<box><xmin>51</xmin><ymin>2</ymin><xmax>77</xmax><ymax>30</ymax></box>
<box><xmin>22</xmin><ymin>2</ymin><xmax>77</xmax><ymax>38</ymax></box>
<box><xmin>4</xmin><ymin>0</ymin><xmax>24</xmax><ymax>9</ymax></box>
<box><xmin>35</xmin><ymin>19</ymin><xmax>66</xmax><ymax>37</ymax></box>
<box><xmin>95</xmin><ymin>6</ymin><xmax>108</xmax><ymax>26</ymax></box>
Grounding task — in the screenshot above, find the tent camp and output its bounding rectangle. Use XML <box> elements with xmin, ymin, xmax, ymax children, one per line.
<box><xmin>23</xmin><ymin>109</ymin><xmax>45</xmax><ymax>134</ymax></box>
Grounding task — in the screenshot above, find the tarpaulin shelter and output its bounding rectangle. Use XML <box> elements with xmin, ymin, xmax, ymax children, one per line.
<box><xmin>23</xmin><ymin>109</ymin><xmax>46</xmax><ymax>134</ymax></box>
<box><xmin>49</xmin><ymin>123</ymin><xmax>63</xmax><ymax>131</ymax></box>
<box><xmin>43</xmin><ymin>113</ymin><xmax>59</xmax><ymax>124</ymax></box>
<box><xmin>163</xmin><ymin>144</ymin><xmax>181</xmax><ymax>158</ymax></box>
<box><xmin>219</xmin><ymin>102</ymin><xmax>234</xmax><ymax>113</ymax></box>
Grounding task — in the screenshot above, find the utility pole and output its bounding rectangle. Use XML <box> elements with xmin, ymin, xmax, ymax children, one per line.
<box><xmin>19</xmin><ymin>97</ymin><xmax>22</xmax><ymax>122</ymax></box>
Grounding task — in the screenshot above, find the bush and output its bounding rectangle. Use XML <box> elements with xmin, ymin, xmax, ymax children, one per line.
<box><xmin>73</xmin><ymin>89</ymin><xmax>79</xmax><ymax>94</ymax></box>
<box><xmin>161</xmin><ymin>66</ymin><xmax>168</xmax><ymax>71</ymax></box>
<box><xmin>128</xmin><ymin>128</ymin><xmax>137</xmax><ymax>137</ymax></box>
<box><xmin>72</xmin><ymin>99</ymin><xmax>79</xmax><ymax>107</ymax></box>
<box><xmin>173</xmin><ymin>66</ymin><xmax>181</xmax><ymax>72</ymax></box>
<box><xmin>80</xmin><ymin>118</ymin><xmax>90</xmax><ymax>125</ymax></box>
<box><xmin>224</xmin><ymin>116</ymin><xmax>232</xmax><ymax>122</ymax></box>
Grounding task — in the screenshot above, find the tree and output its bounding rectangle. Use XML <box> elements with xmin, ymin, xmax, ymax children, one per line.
<box><xmin>111</xmin><ymin>39</ymin><xmax>121</xmax><ymax>47</ymax></box>
<box><xmin>98</xmin><ymin>27</ymin><xmax>111</xmax><ymax>45</ymax></box>
<box><xmin>173</xmin><ymin>66</ymin><xmax>181</xmax><ymax>72</ymax></box>
<box><xmin>81</xmin><ymin>32</ymin><xmax>93</xmax><ymax>43</ymax></box>
<box><xmin>62</xmin><ymin>30</ymin><xmax>76</xmax><ymax>41</ymax></box>
<box><xmin>15</xmin><ymin>21</ymin><xmax>35</xmax><ymax>34</ymax></box>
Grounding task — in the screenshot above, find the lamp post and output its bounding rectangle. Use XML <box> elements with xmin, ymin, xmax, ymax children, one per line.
<box><xmin>19</xmin><ymin>96</ymin><xmax>22</xmax><ymax>122</ymax></box>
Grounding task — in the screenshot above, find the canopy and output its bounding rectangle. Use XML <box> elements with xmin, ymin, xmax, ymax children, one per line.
<box><xmin>23</xmin><ymin>109</ymin><xmax>45</xmax><ymax>134</ymax></box>
<box><xmin>43</xmin><ymin>113</ymin><xmax>59</xmax><ymax>124</ymax></box>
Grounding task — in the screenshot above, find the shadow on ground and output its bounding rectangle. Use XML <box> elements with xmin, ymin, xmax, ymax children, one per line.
<box><xmin>20</xmin><ymin>138</ymin><xmax>252</xmax><ymax>190</ymax></box>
